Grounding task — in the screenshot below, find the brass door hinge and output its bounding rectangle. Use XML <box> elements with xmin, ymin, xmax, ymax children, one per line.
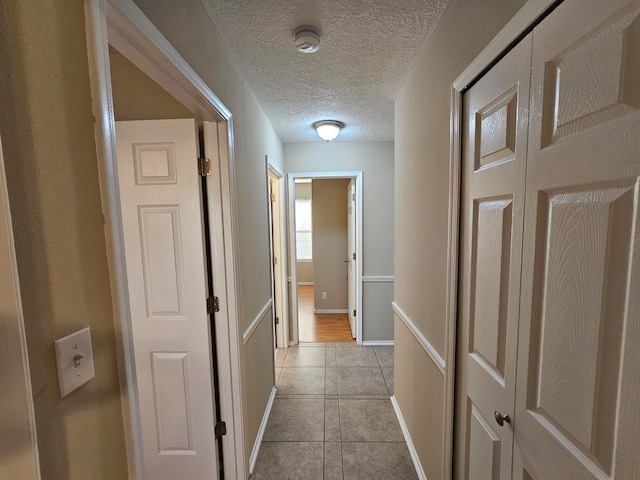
<box><xmin>207</xmin><ymin>296</ymin><xmax>220</xmax><ymax>314</ymax></box>
<box><xmin>198</xmin><ymin>157</ymin><xmax>212</xmax><ymax>176</ymax></box>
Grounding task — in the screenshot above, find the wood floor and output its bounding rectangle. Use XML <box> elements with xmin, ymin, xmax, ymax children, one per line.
<box><xmin>298</xmin><ymin>285</ymin><xmax>355</xmax><ymax>343</ymax></box>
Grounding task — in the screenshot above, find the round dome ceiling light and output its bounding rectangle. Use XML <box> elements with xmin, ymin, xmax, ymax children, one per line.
<box><xmin>294</xmin><ymin>26</ymin><xmax>321</xmax><ymax>53</ymax></box>
<box><xmin>313</xmin><ymin>120</ymin><xmax>344</xmax><ymax>142</ymax></box>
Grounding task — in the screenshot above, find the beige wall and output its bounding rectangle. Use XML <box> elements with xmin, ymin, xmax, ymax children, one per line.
<box><xmin>297</xmin><ymin>261</ymin><xmax>314</xmax><ymax>284</ymax></box>
<box><xmin>285</xmin><ymin>142</ymin><xmax>395</xmax><ymax>341</ymax></box>
<box><xmin>312</xmin><ymin>179</ymin><xmax>350</xmax><ymax>310</ymax></box>
<box><xmin>0</xmin><ymin>0</ymin><xmax>128</xmax><ymax>477</ymax></box>
<box><xmin>394</xmin><ymin>0</ymin><xmax>527</xmax><ymax>477</ymax></box>
<box><xmin>0</xmin><ymin>0</ymin><xmax>283</xmax><ymax>477</ymax></box>
<box><xmin>131</xmin><ymin>0</ymin><xmax>284</xmax><ymax>470</ymax></box>
<box><xmin>110</xmin><ymin>51</ymin><xmax>193</xmax><ymax>120</ymax></box>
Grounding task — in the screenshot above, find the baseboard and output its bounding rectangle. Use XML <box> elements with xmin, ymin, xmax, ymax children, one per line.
<box><xmin>297</xmin><ymin>281</ymin><xmax>314</xmax><ymax>286</ymax></box>
<box><xmin>314</xmin><ymin>308</ymin><xmax>348</xmax><ymax>314</ymax></box>
<box><xmin>390</xmin><ymin>395</ymin><xmax>427</xmax><ymax>480</ymax></box>
<box><xmin>249</xmin><ymin>386</ymin><xmax>277</xmax><ymax>474</ymax></box>
<box><xmin>362</xmin><ymin>340</ymin><xmax>394</xmax><ymax>346</ymax></box>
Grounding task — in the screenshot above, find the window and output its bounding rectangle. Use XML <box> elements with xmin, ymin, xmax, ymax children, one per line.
<box><xmin>295</xmin><ymin>199</ymin><xmax>312</xmax><ymax>261</ymax></box>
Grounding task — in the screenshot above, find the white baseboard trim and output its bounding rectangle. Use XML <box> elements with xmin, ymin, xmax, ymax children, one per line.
<box><xmin>297</xmin><ymin>281</ymin><xmax>314</xmax><ymax>286</ymax></box>
<box><xmin>362</xmin><ymin>340</ymin><xmax>394</xmax><ymax>346</ymax></box>
<box><xmin>391</xmin><ymin>395</ymin><xmax>427</xmax><ymax>480</ymax></box>
<box><xmin>392</xmin><ymin>301</ymin><xmax>445</xmax><ymax>375</ymax></box>
<box><xmin>249</xmin><ymin>386</ymin><xmax>277</xmax><ymax>474</ymax></box>
<box><xmin>314</xmin><ymin>308</ymin><xmax>348</xmax><ymax>314</ymax></box>
<box><xmin>243</xmin><ymin>299</ymin><xmax>273</xmax><ymax>345</ymax></box>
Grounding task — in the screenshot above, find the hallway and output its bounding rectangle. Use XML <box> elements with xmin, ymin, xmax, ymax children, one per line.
<box><xmin>251</xmin><ymin>344</ymin><xmax>416</xmax><ymax>479</ymax></box>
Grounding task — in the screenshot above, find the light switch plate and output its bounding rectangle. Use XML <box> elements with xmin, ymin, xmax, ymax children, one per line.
<box><xmin>54</xmin><ymin>327</ymin><xmax>95</xmax><ymax>398</ymax></box>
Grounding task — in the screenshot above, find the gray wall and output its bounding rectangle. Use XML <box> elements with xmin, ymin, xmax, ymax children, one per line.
<box><xmin>394</xmin><ymin>0</ymin><xmax>527</xmax><ymax>477</ymax></box>
<box><xmin>285</xmin><ymin>142</ymin><xmax>394</xmax><ymax>342</ymax></box>
<box><xmin>312</xmin><ymin>179</ymin><xmax>350</xmax><ymax>311</ymax></box>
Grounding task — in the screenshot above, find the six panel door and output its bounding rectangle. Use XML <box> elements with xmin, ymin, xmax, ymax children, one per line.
<box><xmin>115</xmin><ymin>119</ymin><xmax>219</xmax><ymax>479</ymax></box>
<box><xmin>513</xmin><ymin>0</ymin><xmax>640</xmax><ymax>477</ymax></box>
<box><xmin>456</xmin><ymin>35</ymin><xmax>532</xmax><ymax>479</ymax></box>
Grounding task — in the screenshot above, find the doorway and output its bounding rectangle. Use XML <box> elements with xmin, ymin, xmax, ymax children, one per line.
<box><xmin>267</xmin><ymin>158</ymin><xmax>288</xmax><ymax>356</ymax></box>
<box><xmin>287</xmin><ymin>172</ymin><xmax>363</xmax><ymax>345</ymax></box>
<box><xmin>85</xmin><ymin>2</ymin><xmax>245</xmax><ymax>478</ymax></box>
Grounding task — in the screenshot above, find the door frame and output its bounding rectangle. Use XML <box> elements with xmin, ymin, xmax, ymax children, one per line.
<box><xmin>84</xmin><ymin>1</ymin><xmax>245</xmax><ymax>478</ymax></box>
<box><xmin>287</xmin><ymin>171</ymin><xmax>363</xmax><ymax>345</ymax></box>
<box><xmin>445</xmin><ymin>0</ymin><xmax>562</xmax><ymax>478</ymax></box>
<box><xmin>0</xmin><ymin>132</ymin><xmax>41</xmax><ymax>479</ymax></box>
<box><xmin>266</xmin><ymin>159</ymin><xmax>289</xmax><ymax>351</ymax></box>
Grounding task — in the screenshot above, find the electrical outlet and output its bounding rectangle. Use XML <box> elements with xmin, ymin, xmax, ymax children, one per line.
<box><xmin>54</xmin><ymin>327</ymin><xmax>95</xmax><ymax>398</ymax></box>
<box><xmin>322</xmin><ymin>291</ymin><xmax>327</xmax><ymax>299</ymax></box>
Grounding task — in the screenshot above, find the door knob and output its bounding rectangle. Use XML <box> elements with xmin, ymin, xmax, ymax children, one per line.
<box><xmin>494</xmin><ymin>411</ymin><xmax>511</xmax><ymax>427</ymax></box>
<box><xmin>344</xmin><ymin>258</ymin><xmax>349</xmax><ymax>263</ymax></box>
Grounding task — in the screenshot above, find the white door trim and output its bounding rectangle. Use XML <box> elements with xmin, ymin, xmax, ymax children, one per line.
<box><xmin>267</xmin><ymin>160</ymin><xmax>289</xmax><ymax>350</ymax></box>
<box><xmin>444</xmin><ymin>1</ymin><xmax>561</xmax><ymax>479</ymax></box>
<box><xmin>287</xmin><ymin>171</ymin><xmax>363</xmax><ymax>345</ymax></box>
<box><xmin>84</xmin><ymin>1</ymin><xmax>245</xmax><ymax>478</ymax></box>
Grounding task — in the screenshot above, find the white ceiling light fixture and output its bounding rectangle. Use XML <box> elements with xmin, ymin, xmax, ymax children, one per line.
<box><xmin>313</xmin><ymin>120</ymin><xmax>345</xmax><ymax>142</ymax></box>
<box><xmin>294</xmin><ymin>26</ymin><xmax>321</xmax><ymax>53</ymax></box>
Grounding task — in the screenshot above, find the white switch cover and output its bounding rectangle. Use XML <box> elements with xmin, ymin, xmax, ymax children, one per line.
<box><xmin>54</xmin><ymin>327</ymin><xmax>95</xmax><ymax>398</ymax></box>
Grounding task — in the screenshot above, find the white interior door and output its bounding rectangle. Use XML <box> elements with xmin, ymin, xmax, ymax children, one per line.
<box><xmin>456</xmin><ymin>35</ymin><xmax>532</xmax><ymax>479</ymax></box>
<box><xmin>267</xmin><ymin>178</ymin><xmax>278</xmax><ymax>350</ymax></box>
<box><xmin>347</xmin><ymin>179</ymin><xmax>356</xmax><ymax>338</ymax></box>
<box><xmin>513</xmin><ymin>0</ymin><xmax>640</xmax><ymax>478</ymax></box>
<box><xmin>115</xmin><ymin>119</ymin><xmax>218</xmax><ymax>479</ymax></box>
<box><xmin>0</xmin><ymin>133</ymin><xmax>41</xmax><ymax>480</ymax></box>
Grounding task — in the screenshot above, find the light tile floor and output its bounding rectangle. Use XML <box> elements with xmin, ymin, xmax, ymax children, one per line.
<box><xmin>251</xmin><ymin>344</ymin><xmax>418</xmax><ymax>480</ymax></box>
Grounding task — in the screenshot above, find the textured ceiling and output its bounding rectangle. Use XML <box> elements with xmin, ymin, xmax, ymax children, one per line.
<box><xmin>200</xmin><ymin>0</ymin><xmax>450</xmax><ymax>143</ymax></box>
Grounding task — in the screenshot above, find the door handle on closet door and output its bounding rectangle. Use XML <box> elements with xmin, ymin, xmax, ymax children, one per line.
<box><xmin>494</xmin><ymin>411</ymin><xmax>511</xmax><ymax>427</ymax></box>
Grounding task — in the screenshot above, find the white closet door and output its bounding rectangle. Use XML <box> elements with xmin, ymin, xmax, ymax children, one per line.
<box><xmin>455</xmin><ymin>35</ymin><xmax>532</xmax><ymax>479</ymax></box>
<box><xmin>115</xmin><ymin>119</ymin><xmax>219</xmax><ymax>479</ymax></box>
<box><xmin>514</xmin><ymin>0</ymin><xmax>640</xmax><ymax>478</ymax></box>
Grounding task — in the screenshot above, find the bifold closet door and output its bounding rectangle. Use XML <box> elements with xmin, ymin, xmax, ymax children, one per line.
<box><xmin>513</xmin><ymin>0</ymin><xmax>640</xmax><ymax>478</ymax></box>
<box><xmin>116</xmin><ymin>119</ymin><xmax>219</xmax><ymax>479</ymax></box>
<box><xmin>455</xmin><ymin>35</ymin><xmax>532</xmax><ymax>479</ymax></box>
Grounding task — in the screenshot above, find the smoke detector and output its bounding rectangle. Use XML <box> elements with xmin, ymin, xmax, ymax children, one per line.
<box><xmin>294</xmin><ymin>26</ymin><xmax>321</xmax><ymax>53</ymax></box>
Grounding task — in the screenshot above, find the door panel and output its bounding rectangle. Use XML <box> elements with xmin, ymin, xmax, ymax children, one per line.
<box><xmin>456</xmin><ymin>35</ymin><xmax>532</xmax><ymax>479</ymax></box>
<box><xmin>467</xmin><ymin>402</ymin><xmax>504</xmax><ymax>480</ymax></box>
<box><xmin>514</xmin><ymin>0</ymin><xmax>640</xmax><ymax>478</ymax></box>
<box><xmin>116</xmin><ymin>119</ymin><xmax>218</xmax><ymax>479</ymax></box>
